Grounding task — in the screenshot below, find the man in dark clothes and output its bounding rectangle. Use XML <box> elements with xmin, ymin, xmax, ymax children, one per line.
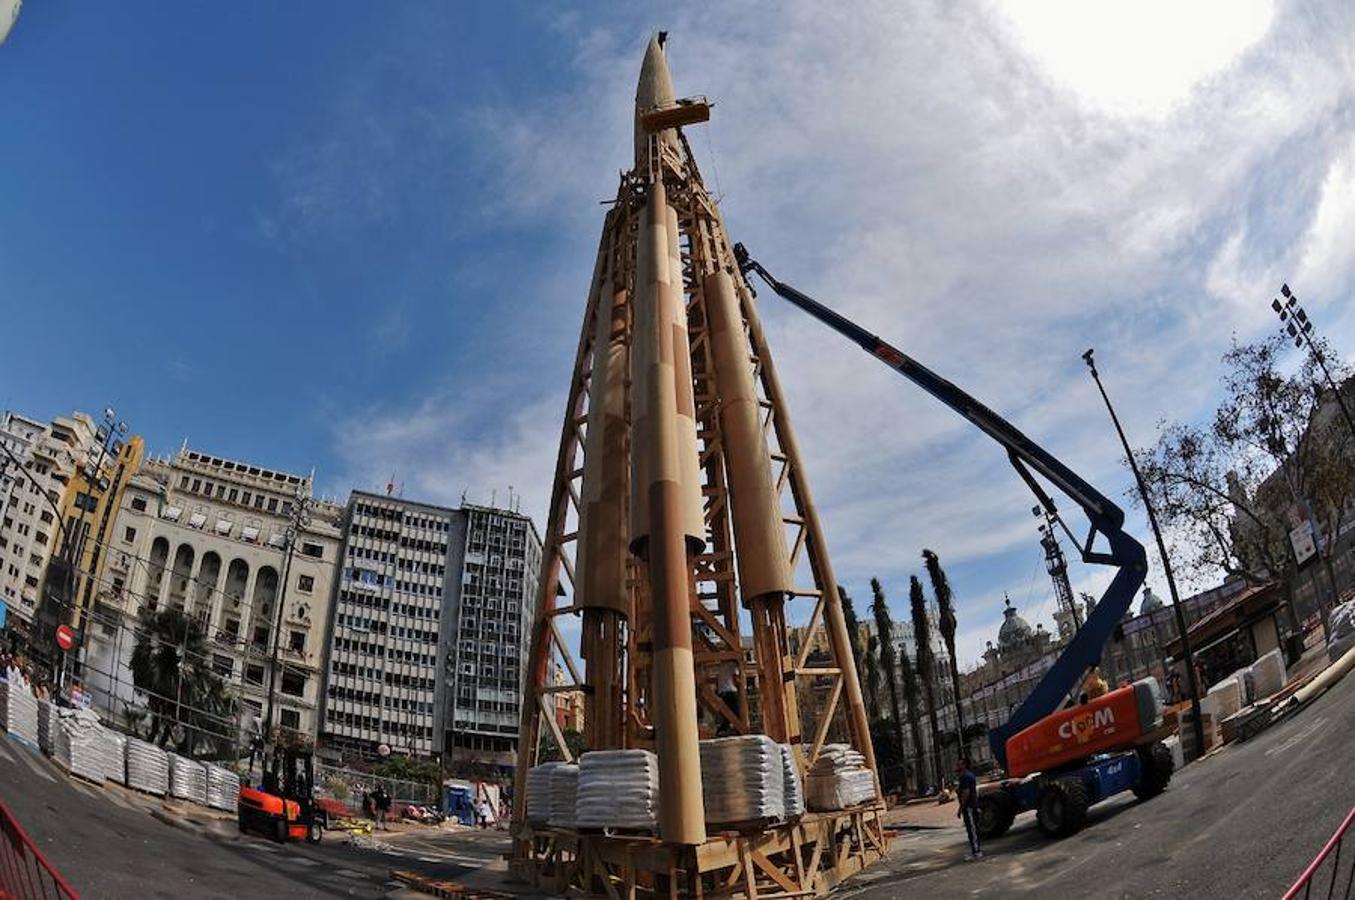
<box><xmin>955</xmin><ymin>756</ymin><xmax>983</xmax><ymax>859</ymax></box>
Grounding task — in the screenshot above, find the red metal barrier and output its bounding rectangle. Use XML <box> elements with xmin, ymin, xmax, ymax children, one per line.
<box><xmin>0</xmin><ymin>798</ymin><xmax>79</xmax><ymax>900</ymax></box>
<box><xmin>1284</xmin><ymin>806</ymin><xmax>1355</xmax><ymax>900</ymax></box>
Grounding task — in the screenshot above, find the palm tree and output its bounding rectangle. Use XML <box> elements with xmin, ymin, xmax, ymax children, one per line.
<box><xmin>923</xmin><ymin>549</ymin><xmax>967</xmax><ymax>763</ymax></box>
<box><xmin>869</xmin><ymin>578</ymin><xmax>908</xmax><ymax>791</ymax></box>
<box><xmin>909</xmin><ymin>575</ymin><xmax>944</xmax><ymax>788</ymax></box>
<box><xmin>130</xmin><ymin>608</ymin><xmax>236</xmax><ymax>755</ymax></box>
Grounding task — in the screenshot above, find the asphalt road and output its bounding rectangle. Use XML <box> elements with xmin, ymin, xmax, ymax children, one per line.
<box><xmin>0</xmin><ymin>740</ymin><xmax>507</xmax><ymax>898</ymax></box>
<box><xmin>847</xmin><ymin>668</ymin><xmax>1355</xmax><ymax>899</ymax></box>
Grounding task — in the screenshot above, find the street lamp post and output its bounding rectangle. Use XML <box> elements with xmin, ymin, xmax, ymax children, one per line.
<box><xmin>1082</xmin><ymin>349</ymin><xmax>1205</xmax><ymax>758</ymax></box>
<box><xmin>1272</xmin><ymin>284</ymin><xmax>1355</xmax><ymax>444</ymax></box>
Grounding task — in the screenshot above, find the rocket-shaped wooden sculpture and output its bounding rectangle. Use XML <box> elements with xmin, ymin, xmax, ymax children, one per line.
<box><xmin>512</xmin><ymin>35</ymin><xmax>886</xmax><ymax>896</ymax></box>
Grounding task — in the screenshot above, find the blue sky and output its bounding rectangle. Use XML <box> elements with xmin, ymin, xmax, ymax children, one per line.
<box><xmin>4</xmin><ymin>2</ymin><xmax>1354</xmax><ymax>666</ymax></box>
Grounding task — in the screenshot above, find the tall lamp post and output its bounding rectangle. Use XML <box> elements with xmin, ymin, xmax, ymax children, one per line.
<box><xmin>1272</xmin><ymin>284</ymin><xmax>1355</xmax><ymax>444</ymax></box>
<box><xmin>1082</xmin><ymin>349</ymin><xmax>1205</xmax><ymax>757</ymax></box>
<box><xmin>261</xmin><ymin>485</ymin><xmax>313</xmax><ymax>749</ymax></box>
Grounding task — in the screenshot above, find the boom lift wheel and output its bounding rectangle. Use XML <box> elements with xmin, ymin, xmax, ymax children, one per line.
<box><xmin>1131</xmin><ymin>742</ymin><xmax>1174</xmax><ymax>800</ymax></box>
<box><xmin>977</xmin><ymin>791</ymin><xmax>1016</xmax><ymax>839</ymax></box>
<box><xmin>1036</xmin><ymin>777</ymin><xmax>1089</xmax><ymax>838</ymax></box>
<box><xmin>307</xmin><ymin>820</ymin><xmax>323</xmax><ymax>844</ymax></box>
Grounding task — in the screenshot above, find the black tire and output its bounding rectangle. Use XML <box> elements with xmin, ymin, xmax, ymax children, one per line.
<box><xmin>274</xmin><ymin>817</ymin><xmax>290</xmax><ymax>844</ymax></box>
<box><xmin>1132</xmin><ymin>742</ymin><xmax>1174</xmax><ymax>800</ymax></box>
<box><xmin>237</xmin><ymin>812</ymin><xmax>247</xmax><ymax>833</ymax></box>
<box><xmin>976</xmin><ymin>792</ymin><xmax>1016</xmax><ymax>839</ymax></box>
<box><xmin>307</xmin><ymin>821</ymin><xmax>323</xmax><ymax>844</ymax></box>
<box><xmin>1036</xmin><ymin>777</ymin><xmax>1090</xmax><ymax>838</ymax></box>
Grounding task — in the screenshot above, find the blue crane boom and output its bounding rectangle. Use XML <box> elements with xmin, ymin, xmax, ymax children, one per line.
<box><xmin>733</xmin><ymin>245</ymin><xmax>1148</xmax><ymax>770</ymax></box>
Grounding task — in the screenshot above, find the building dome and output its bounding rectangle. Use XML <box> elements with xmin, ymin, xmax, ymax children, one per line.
<box><xmin>998</xmin><ymin>594</ymin><xmax>1033</xmax><ymax>650</ymax></box>
<box><xmin>1141</xmin><ymin>586</ymin><xmax>1166</xmax><ymax>615</ymax></box>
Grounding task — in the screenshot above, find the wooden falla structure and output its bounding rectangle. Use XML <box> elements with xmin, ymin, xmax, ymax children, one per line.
<box><xmin>511</xmin><ymin>35</ymin><xmax>887</xmax><ymax>898</ymax></box>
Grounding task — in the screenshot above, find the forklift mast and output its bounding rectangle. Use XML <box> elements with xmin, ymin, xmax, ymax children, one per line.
<box><xmin>734</xmin><ymin>245</ymin><xmax>1148</xmax><ymax>771</ymax></box>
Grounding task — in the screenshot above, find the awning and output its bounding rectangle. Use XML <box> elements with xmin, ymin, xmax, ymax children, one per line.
<box><xmin>188</xmin><ymin>513</ymin><xmax>208</xmax><ymax>529</ymax></box>
<box><xmin>241</xmin><ymin>526</ymin><xmax>260</xmax><ymax>542</ymax></box>
<box><xmin>215</xmin><ymin>519</ymin><xmax>233</xmax><ymax>535</ymax></box>
<box><xmin>162</xmin><ymin>506</ymin><xmax>182</xmax><ymax>521</ymax></box>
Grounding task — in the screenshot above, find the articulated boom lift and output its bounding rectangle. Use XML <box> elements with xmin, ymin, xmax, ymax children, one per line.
<box><xmin>735</xmin><ymin>245</ymin><xmax>1176</xmax><ymax>839</ymax></box>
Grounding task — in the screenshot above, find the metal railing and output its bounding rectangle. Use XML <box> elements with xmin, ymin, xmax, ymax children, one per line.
<box><xmin>1285</xmin><ymin>806</ymin><xmax>1355</xmax><ymax>900</ymax></box>
<box><xmin>0</xmin><ymin>798</ymin><xmax>79</xmax><ymax>899</ymax></box>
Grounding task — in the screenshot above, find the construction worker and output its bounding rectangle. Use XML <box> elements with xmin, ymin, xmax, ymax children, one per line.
<box><xmin>955</xmin><ymin>756</ymin><xmax>983</xmax><ymax>860</ymax></box>
<box><xmin>1084</xmin><ymin>667</ymin><xmax>1108</xmax><ymax>700</ymax></box>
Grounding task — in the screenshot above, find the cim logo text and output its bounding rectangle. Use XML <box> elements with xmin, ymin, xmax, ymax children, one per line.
<box><xmin>1058</xmin><ymin>707</ymin><xmax>1116</xmax><ymax>744</ymax></box>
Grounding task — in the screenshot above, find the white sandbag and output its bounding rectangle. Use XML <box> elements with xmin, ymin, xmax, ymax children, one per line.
<box><xmin>103</xmin><ymin>730</ymin><xmax>127</xmax><ymax>784</ymax></box>
<box><xmin>526</xmin><ymin>762</ymin><xmax>563</xmax><ymax>824</ymax></box>
<box><xmin>804</xmin><ymin>743</ymin><xmax>875</xmax><ymax>811</ymax></box>
<box><xmin>205</xmin><ymin>764</ymin><xmax>241</xmax><ymax>812</ymax></box>
<box><xmin>576</xmin><ymin>749</ymin><xmax>659</xmax><ymax>831</ymax></box>
<box><xmin>548</xmin><ymin>763</ymin><xmax>579</xmax><ymax>828</ymax></box>
<box><xmin>1249</xmin><ymin>649</ymin><xmax>1286</xmax><ymax>699</ymax></box>
<box><xmin>700</xmin><ymin>736</ymin><xmax>785</xmax><ymax>824</ymax></box>
<box><xmin>125</xmin><ymin>736</ymin><xmax>169</xmax><ymax>795</ymax></box>
<box><xmin>780</xmin><ymin>744</ymin><xmax>804</xmax><ymax>819</ymax></box>
<box><xmin>169</xmin><ymin>753</ymin><xmax>208</xmax><ymax>805</ymax></box>
<box><xmin>54</xmin><ymin>709</ymin><xmax>108</xmax><ymax>783</ymax></box>
<box><xmin>0</xmin><ymin>681</ymin><xmax>39</xmax><ymax>744</ymax></box>
<box><xmin>37</xmin><ymin>699</ymin><xmax>55</xmax><ymax>754</ymax></box>
<box><xmin>804</xmin><ymin>769</ymin><xmax>875</xmax><ymax>811</ymax></box>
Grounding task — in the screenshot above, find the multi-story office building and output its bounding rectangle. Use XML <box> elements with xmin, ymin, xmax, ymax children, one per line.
<box><xmin>0</xmin><ymin>412</ymin><xmax>98</xmax><ymax>628</ymax></box>
<box><xmin>321</xmin><ymin>492</ymin><xmax>461</xmax><ymax>759</ymax></box>
<box><xmin>444</xmin><ymin>504</ymin><xmax>540</xmax><ymax>769</ymax></box>
<box><xmin>90</xmin><ymin>447</ymin><xmax>343</xmax><ymax>742</ymax></box>
<box><xmin>319</xmin><ymin>497</ymin><xmax>541</xmax><ymax>768</ymax></box>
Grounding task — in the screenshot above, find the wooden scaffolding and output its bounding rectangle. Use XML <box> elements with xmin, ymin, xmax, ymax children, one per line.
<box><xmin>510</xmin><ymin>36</ymin><xmax>887</xmax><ymax>898</ymax></box>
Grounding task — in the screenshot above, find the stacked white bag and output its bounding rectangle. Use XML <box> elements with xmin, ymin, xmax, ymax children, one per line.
<box><xmin>169</xmin><ymin>753</ymin><xmax>208</xmax><ymax>805</ymax></box>
<box><xmin>780</xmin><ymin>744</ymin><xmax>805</xmax><ymax>819</ymax></box>
<box><xmin>125</xmin><ymin>736</ymin><xmax>170</xmax><ymax>795</ymax></box>
<box><xmin>700</xmin><ymin>736</ymin><xmax>785</xmax><ymax>824</ymax></box>
<box><xmin>0</xmin><ymin>680</ymin><xmax>39</xmax><ymax>744</ymax></box>
<box><xmin>526</xmin><ymin>761</ymin><xmax>563</xmax><ymax>824</ymax></box>
<box><xmin>37</xmin><ymin>699</ymin><xmax>55</xmax><ymax>754</ymax></box>
<box><xmin>576</xmin><ymin>749</ymin><xmax>660</xmax><ymax>831</ymax></box>
<box><xmin>1249</xmin><ymin>649</ymin><xmax>1287</xmax><ymax>699</ymax></box>
<box><xmin>804</xmin><ymin>744</ymin><xmax>875</xmax><ymax>811</ymax></box>
<box><xmin>54</xmin><ymin>709</ymin><xmax>109</xmax><ymax>783</ymax></box>
<box><xmin>104</xmin><ymin>730</ymin><xmax>127</xmax><ymax>784</ymax></box>
<box><xmin>548</xmin><ymin>763</ymin><xmax>579</xmax><ymax>828</ymax></box>
<box><xmin>205</xmin><ymin>764</ymin><xmax>241</xmax><ymax>812</ymax></box>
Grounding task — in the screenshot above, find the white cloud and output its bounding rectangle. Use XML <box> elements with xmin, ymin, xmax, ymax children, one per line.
<box><xmin>332</xmin><ymin>0</ymin><xmax>1355</xmax><ymax>670</ymax></box>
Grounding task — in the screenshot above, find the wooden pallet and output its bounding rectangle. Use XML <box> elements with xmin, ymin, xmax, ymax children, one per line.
<box><xmin>391</xmin><ymin>870</ymin><xmax>518</xmax><ymax>899</ymax></box>
<box><xmin>511</xmin><ymin>806</ymin><xmax>888</xmax><ymax>899</ymax></box>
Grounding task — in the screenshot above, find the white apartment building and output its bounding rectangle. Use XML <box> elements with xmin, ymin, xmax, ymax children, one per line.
<box><xmin>320</xmin><ymin>492</ymin><xmax>461</xmax><ymax>759</ymax></box>
<box><xmin>89</xmin><ymin>447</ymin><xmax>343</xmax><ymax>742</ymax></box>
<box><xmin>319</xmin><ymin>497</ymin><xmax>541</xmax><ymax>768</ymax></box>
<box><xmin>0</xmin><ymin>411</ymin><xmax>97</xmax><ymax>625</ymax></box>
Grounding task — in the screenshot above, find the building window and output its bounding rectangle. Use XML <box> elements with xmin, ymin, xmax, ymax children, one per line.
<box><xmin>300</xmin><ymin>542</ymin><xmax>323</xmax><ymax>559</ymax></box>
<box><xmin>212</xmin><ymin>655</ymin><xmax>233</xmax><ymax>677</ymax></box>
<box><xmin>130</xmin><ymin>497</ymin><xmax>147</xmax><ymax>512</ymax></box>
<box><xmin>253</xmin><ymin>624</ymin><xmax>270</xmax><ymax>648</ymax></box>
<box><xmin>280</xmin><ymin>709</ymin><xmax>300</xmax><ymax>730</ymax></box>
<box><xmin>244</xmin><ymin>664</ymin><xmax>264</xmax><ymax>685</ymax></box>
<box><xmin>281</xmin><ymin>671</ymin><xmax>306</xmax><ymax>697</ymax></box>
<box><xmin>123</xmin><ymin>526</ymin><xmax>136</xmax><ymax>543</ymax></box>
<box><xmin>297</xmin><ymin>574</ymin><xmax>314</xmax><ymax>593</ymax></box>
<box><xmin>224</xmin><ymin>618</ymin><xmax>240</xmax><ymax>639</ymax></box>
<box><xmin>289</xmin><ymin>630</ymin><xmax>305</xmax><ymax>654</ymax></box>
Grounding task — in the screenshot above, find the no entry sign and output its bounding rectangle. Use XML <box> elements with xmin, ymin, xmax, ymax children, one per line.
<box><xmin>55</xmin><ymin>624</ymin><xmax>75</xmax><ymax>652</ymax></box>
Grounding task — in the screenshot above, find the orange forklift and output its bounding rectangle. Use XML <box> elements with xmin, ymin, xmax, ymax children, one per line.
<box><xmin>238</xmin><ymin>746</ymin><xmax>328</xmax><ymax>843</ymax></box>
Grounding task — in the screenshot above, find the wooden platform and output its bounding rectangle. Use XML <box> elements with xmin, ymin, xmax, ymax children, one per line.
<box><xmin>510</xmin><ymin>805</ymin><xmax>888</xmax><ymax>899</ymax></box>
